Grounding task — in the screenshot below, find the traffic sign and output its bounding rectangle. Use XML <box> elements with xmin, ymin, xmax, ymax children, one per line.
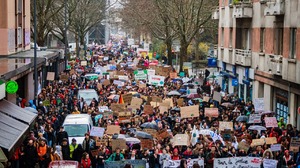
<box><xmin>232</xmin><ymin>78</ymin><xmax>238</xmax><ymax>86</ymax></box>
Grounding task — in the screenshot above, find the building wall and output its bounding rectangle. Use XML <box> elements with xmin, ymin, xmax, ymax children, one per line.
<box><xmin>0</xmin><ymin>0</ymin><xmax>31</xmax><ymax>56</ymax></box>
<box><xmin>215</xmin><ymin>0</ymin><xmax>300</xmax><ymax>127</ymax></box>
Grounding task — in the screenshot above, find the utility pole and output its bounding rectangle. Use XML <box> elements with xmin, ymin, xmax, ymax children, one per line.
<box><xmin>64</xmin><ymin>0</ymin><xmax>68</xmax><ymax>70</ymax></box>
<box><xmin>33</xmin><ymin>0</ymin><xmax>38</xmax><ymax>105</ymax></box>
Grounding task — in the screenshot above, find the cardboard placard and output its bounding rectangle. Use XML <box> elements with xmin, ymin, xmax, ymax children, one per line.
<box><xmin>150</xmin><ymin>101</ymin><xmax>160</xmax><ymax>107</ymax></box>
<box><xmin>103</xmin><ymin>79</ymin><xmax>110</xmax><ymax>86</ymax></box>
<box><xmin>106</xmin><ymin>125</ymin><xmax>120</xmax><ymax>135</ymax></box>
<box><xmin>122</xmin><ymin>93</ymin><xmax>133</xmax><ymax>105</ymax></box>
<box><xmin>270</xmin><ymin>144</ymin><xmax>281</xmax><ymax>151</ymax></box>
<box><xmin>144</xmin><ymin>129</ymin><xmax>157</xmax><ymax>138</ymax></box>
<box><xmin>47</xmin><ymin>72</ymin><xmax>55</xmax><ymax>81</ymax></box>
<box><xmin>111</xmin><ymin>104</ymin><xmax>126</xmax><ymax>112</ymax></box>
<box><xmin>172</xmin><ymin>134</ymin><xmax>189</xmax><ymax>146</ymax></box>
<box><xmin>254</xmin><ymin>98</ymin><xmax>264</xmax><ymax>112</ymax></box>
<box><xmin>140</xmin><ymin>139</ymin><xmax>154</xmax><ymax>149</ymax></box>
<box><xmin>213</xmin><ymin>91</ymin><xmax>222</xmax><ymax>103</ymax></box>
<box><xmin>119</xmin><ymin>116</ymin><xmax>131</xmax><ymax>123</ymax></box>
<box><xmin>251</xmin><ymin>139</ymin><xmax>265</xmax><ymax>147</ymax></box>
<box><xmin>131</xmin><ymin>98</ymin><xmax>143</xmax><ymax>106</ymax></box>
<box><xmin>238</xmin><ymin>142</ymin><xmax>250</xmax><ymax>152</ymax></box>
<box><xmin>151</xmin><ymin>96</ymin><xmax>162</xmax><ymax>103</ymax></box>
<box><xmin>265</xmin><ymin>137</ymin><xmax>277</xmax><ymax>145</ymax></box>
<box><xmin>60</xmin><ymin>74</ymin><xmax>68</xmax><ymax>81</ymax></box>
<box><xmin>265</xmin><ymin>117</ymin><xmax>278</xmax><ymax>128</ymax></box>
<box><xmin>203</xmin><ymin>96</ymin><xmax>210</xmax><ymax>102</ymax></box>
<box><xmin>103</xmin><ymin>111</ymin><xmax>113</xmax><ymax>120</ymax></box>
<box><xmin>139</xmin><ymin>83</ymin><xmax>146</xmax><ymax>88</ymax></box>
<box><xmin>248</xmin><ymin>114</ymin><xmax>262</xmax><ymax>123</ymax></box>
<box><xmin>290</xmin><ymin>137</ymin><xmax>300</xmax><ymax>152</ymax></box>
<box><xmin>144</xmin><ymin>105</ymin><xmax>153</xmax><ymax>115</ymax></box>
<box><xmin>177</xmin><ymin>98</ymin><xmax>184</xmax><ymax>107</ymax></box>
<box><xmin>96</xmin><ymin>139</ymin><xmax>108</xmax><ymax>147</ymax></box>
<box><xmin>111</xmin><ymin>139</ymin><xmax>127</xmax><ymax>151</ymax></box>
<box><xmin>159</xmin><ymin>106</ymin><xmax>169</xmax><ymax>114</ymax></box>
<box><xmin>219</xmin><ymin>122</ymin><xmax>233</xmax><ymax>131</ymax></box>
<box><xmin>180</xmin><ymin>105</ymin><xmax>199</xmax><ymax>118</ymax></box>
<box><xmin>163</xmin><ymin>99</ymin><xmax>174</xmax><ymax>108</ymax></box>
<box><xmin>204</xmin><ymin>108</ymin><xmax>219</xmax><ymax>118</ymax></box>
<box><xmin>156</xmin><ymin>129</ymin><xmax>170</xmax><ymax>140</ymax></box>
<box><xmin>97</xmin><ymin>83</ymin><xmax>102</xmax><ymax>90</ymax></box>
<box><xmin>169</xmin><ymin>72</ymin><xmax>177</xmax><ymax>79</ymax></box>
<box><xmin>90</xmin><ymin>127</ymin><xmax>105</xmax><ymax>138</ymax></box>
<box><xmin>81</xmin><ymin>61</ymin><xmax>87</xmax><ymax>66</ymax></box>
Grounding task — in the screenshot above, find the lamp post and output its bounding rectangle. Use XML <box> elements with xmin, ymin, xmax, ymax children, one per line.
<box><xmin>33</xmin><ymin>0</ymin><xmax>38</xmax><ymax>105</ymax></box>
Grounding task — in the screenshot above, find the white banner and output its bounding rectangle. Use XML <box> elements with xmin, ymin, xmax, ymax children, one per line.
<box><xmin>254</xmin><ymin>98</ymin><xmax>264</xmax><ymax>112</ymax></box>
<box><xmin>148</xmin><ymin>75</ymin><xmax>165</xmax><ymax>86</ymax></box>
<box><xmin>163</xmin><ymin>159</ymin><xmax>204</xmax><ymax>168</ymax></box>
<box><xmin>147</xmin><ymin>69</ymin><xmax>155</xmax><ymax>76</ymax></box>
<box><xmin>113</xmin><ymin>80</ymin><xmax>125</xmax><ymax>86</ymax></box>
<box><xmin>263</xmin><ymin>159</ymin><xmax>278</xmax><ymax>168</ymax></box>
<box><xmin>118</xmin><ymin>75</ymin><xmax>129</xmax><ymax>81</ymax></box>
<box><xmin>214</xmin><ymin>157</ymin><xmax>262</xmax><ymax>168</ymax></box>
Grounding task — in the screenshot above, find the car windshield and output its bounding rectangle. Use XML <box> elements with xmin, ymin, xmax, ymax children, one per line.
<box><xmin>64</xmin><ymin>124</ymin><xmax>88</xmax><ymax>137</ymax></box>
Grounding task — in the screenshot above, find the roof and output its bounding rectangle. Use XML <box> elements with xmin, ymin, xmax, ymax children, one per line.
<box><xmin>0</xmin><ymin>100</ymin><xmax>37</xmax><ymax>125</ymax></box>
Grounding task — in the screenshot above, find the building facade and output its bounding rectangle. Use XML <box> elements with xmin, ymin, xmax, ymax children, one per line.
<box><xmin>0</xmin><ymin>0</ymin><xmax>31</xmax><ymax>55</ymax></box>
<box><xmin>213</xmin><ymin>0</ymin><xmax>300</xmax><ymax>129</ymax></box>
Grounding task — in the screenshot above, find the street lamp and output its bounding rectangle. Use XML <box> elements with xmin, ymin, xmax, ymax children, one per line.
<box><xmin>33</xmin><ymin>0</ymin><xmax>38</xmax><ymax>105</ymax></box>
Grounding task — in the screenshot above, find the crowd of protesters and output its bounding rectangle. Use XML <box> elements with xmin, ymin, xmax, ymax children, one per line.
<box><xmin>7</xmin><ymin>46</ymin><xmax>300</xmax><ymax>168</ymax></box>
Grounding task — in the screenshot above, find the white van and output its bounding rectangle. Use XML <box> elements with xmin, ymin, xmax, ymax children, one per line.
<box><xmin>77</xmin><ymin>89</ymin><xmax>99</xmax><ymax>105</ymax></box>
<box><xmin>63</xmin><ymin>114</ymin><xmax>93</xmax><ymax>145</ymax></box>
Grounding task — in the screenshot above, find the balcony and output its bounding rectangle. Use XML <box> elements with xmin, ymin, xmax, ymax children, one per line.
<box><xmin>268</xmin><ymin>55</ymin><xmax>283</xmax><ymax>75</ymax></box>
<box><xmin>235</xmin><ymin>49</ymin><xmax>252</xmax><ymax>66</ymax></box>
<box><xmin>264</xmin><ymin>0</ymin><xmax>285</xmax><ymax>16</ymax></box>
<box><xmin>232</xmin><ymin>1</ymin><xmax>253</xmax><ymax>18</ymax></box>
<box><xmin>212</xmin><ymin>9</ymin><xmax>219</xmax><ymax>20</ymax></box>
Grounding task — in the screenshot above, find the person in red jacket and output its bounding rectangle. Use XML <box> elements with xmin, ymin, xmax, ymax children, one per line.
<box><xmin>81</xmin><ymin>152</ymin><xmax>92</xmax><ymax>168</ymax></box>
<box><xmin>171</xmin><ymin>148</ymin><xmax>181</xmax><ymax>160</ymax></box>
<box><xmin>182</xmin><ymin>147</ymin><xmax>193</xmax><ymax>159</ymax></box>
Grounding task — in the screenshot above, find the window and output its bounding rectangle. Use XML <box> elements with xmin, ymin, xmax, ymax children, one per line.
<box><xmin>17</xmin><ymin>0</ymin><xmax>22</xmax><ymax>13</ymax></box>
<box><xmin>260</xmin><ymin>28</ymin><xmax>265</xmax><ymax>52</ymax></box>
<box><xmin>229</xmin><ymin>28</ymin><xmax>233</xmax><ymax>47</ymax></box>
<box><xmin>289</xmin><ymin>28</ymin><xmax>297</xmax><ymax>59</ymax></box>
<box><xmin>274</xmin><ymin>28</ymin><xmax>283</xmax><ymax>55</ymax></box>
<box><xmin>221</xmin><ymin>27</ymin><xmax>224</xmax><ymax>47</ymax></box>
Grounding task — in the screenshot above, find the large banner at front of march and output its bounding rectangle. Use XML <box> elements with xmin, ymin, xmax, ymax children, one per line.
<box><xmin>214</xmin><ymin>157</ymin><xmax>262</xmax><ymax>168</ymax></box>
<box><xmin>163</xmin><ymin>159</ymin><xmax>204</xmax><ymax>168</ymax></box>
<box><xmin>105</xmin><ymin>160</ymin><xmax>146</xmax><ymax>168</ymax></box>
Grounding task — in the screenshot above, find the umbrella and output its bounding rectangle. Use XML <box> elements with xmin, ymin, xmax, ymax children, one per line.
<box><xmin>167</xmin><ymin>90</ymin><xmax>181</xmax><ymax>96</ymax></box>
<box><xmin>141</xmin><ymin>122</ymin><xmax>158</xmax><ymax>130</ymax></box>
<box><xmin>259</xmin><ymin>110</ymin><xmax>275</xmax><ymax>115</ymax></box>
<box><xmin>24</xmin><ymin>107</ymin><xmax>38</xmax><ymax>114</ymax></box>
<box><xmin>128</xmin><ymin>128</ymin><xmax>137</xmax><ymax>133</ymax></box>
<box><xmin>248</xmin><ymin>125</ymin><xmax>267</xmax><ymax>131</ymax></box>
<box><xmin>112</xmin><ymin>134</ymin><xmax>130</xmax><ymax>139</ymax></box>
<box><xmin>221</xmin><ymin>102</ymin><xmax>234</xmax><ymax>107</ymax></box>
<box><xmin>134</xmin><ymin>131</ymin><xmax>153</xmax><ymax>139</ymax></box>
<box><xmin>178</xmin><ymin>89</ymin><xmax>187</xmax><ymax>93</ymax></box>
<box><xmin>180</xmin><ymin>94</ymin><xmax>188</xmax><ymax>98</ymax></box>
<box><xmin>171</xmin><ymin>107</ymin><xmax>180</xmax><ymax>112</ymax></box>
<box><xmin>125</xmin><ymin>137</ymin><xmax>141</xmax><ymax>144</ymax></box>
<box><xmin>187</xmin><ymin>94</ymin><xmax>201</xmax><ymax>99</ymax></box>
<box><xmin>236</xmin><ymin>115</ymin><xmax>248</xmax><ymax>122</ymax></box>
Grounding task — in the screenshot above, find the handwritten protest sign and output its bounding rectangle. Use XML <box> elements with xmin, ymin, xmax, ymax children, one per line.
<box><xmin>105</xmin><ymin>160</ymin><xmax>146</xmax><ymax>168</ymax></box>
<box><xmin>169</xmin><ymin>72</ymin><xmax>178</xmax><ymax>79</ymax></box>
<box><xmin>106</xmin><ymin>125</ymin><xmax>120</xmax><ymax>135</ymax></box>
<box><xmin>103</xmin><ymin>79</ymin><xmax>110</xmax><ymax>86</ymax></box>
<box><xmin>265</xmin><ymin>117</ymin><xmax>278</xmax><ymax>128</ymax></box>
<box><xmin>60</xmin><ymin>74</ymin><xmax>68</xmax><ymax>81</ymax></box>
<box><xmin>251</xmin><ymin>139</ymin><xmax>265</xmax><ymax>147</ymax></box>
<box><xmin>180</xmin><ymin>105</ymin><xmax>199</xmax><ymax>118</ymax></box>
<box><xmin>213</xmin><ymin>91</ymin><xmax>222</xmax><ymax>103</ymax></box>
<box><xmin>144</xmin><ymin>105</ymin><xmax>153</xmax><ymax>115</ymax></box>
<box><xmin>238</xmin><ymin>142</ymin><xmax>250</xmax><ymax>152</ymax></box>
<box><xmin>90</xmin><ymin>127</ymin><xmax>105</xmax><ymax>138</ymax></box>
<box><xmin>111</xmin><ymin>104</ymin><xmax>126</xmax><ymax>112</ymax></box>
<box><xmin>156</xmin><ymin>129</ymin><xmax>170</xmax><ymax>140</ymax></box>
<box><xmin>270</xmin><ymin>144</ymin><xmax>281</xmax><ymax>151</ymax></box>
<box><xmin>204</xmin><ymin>108</ymin><xmax>218</xmax><ymax>118</ymax></box>
<box><xmin>139</xmin><ymin>83</ymin><xmax>146</xmax><ymax>88</ymax></box>
<box><xmin>214</xmin><ymin>157</ymin><xmax>261</xmax><ymax>168</ymax></box>
<box><xmin>131</xmin><ymin>97</ymin><xmax>143</xmax><ymax>106</ymax></box>
<box><xmin>219</xmin><ymin>121</ymin><xmax>233</xmax><ymax>131</ymax></box>
<box><xmin>47</xmin><ymin>72</ymin><xmax>55</xmax><ymax>81</ymax></box>
<box><xmin>248</xmin><ymin>114</ymin><xmax>262</xmax><ymax>123</ymax></box>
<box><xmin>177</xmin><ymin>98</ymin><xmax>184</xmax><ymax>107</ymax></box>
<box><xmin>103</xmin><ymin>111</ymin><xmax>113</xmax><ymax>120</ymax></box>
<box><xmin>203</xmin><ymin>96</ymin><xmax>210</xmax><ymax>102</ymax></box>
<box><xmin>163</xmin><ymin>98</ymin><xmax>174</xmax><ymax>107</ymax></box>
<box><xmin>163</xmin><ymin>159</ymin><xmax>204</xmax><ymax>168</ymax></box>
<box><xmin>159</xmin><ymin>106</ymin><xmax>169</xmax><ymax>114</ymax></box>
<box><xmin>144</xmin><ymin>129</ymin><xmax>157</xmax><ymax>138</ymax></box>
<box><xmin>140</xmin><ymin>139</ymin><xmax>154</xmax><ymax>149</ymax></box>
<box><xmin>263</xmin><ymin>159</ymin><xmax>278</xmax><ymax>168</ymax></box>
<box><xmin>199</xmin><ymin>129</ymin><xmax>211</xmax><ymax>135</ymax></box>
<box><xmin>290</xmin><ymin>137</ymin><xmax>300</xmax><ymax>152</ymax></box>
<box><xmin>151</xmin><ymin>96</ymin><xmax>162</xmax><ymax>103</ymax></box>
<box><xmin>172</xmin><ymin>134</ymin><xmax>189</xmax><ymax>146</ymax></box>
<box><xmin>254</xmin><ymin>98</ymin><xmax>264</xmax><ymax>111</ymax></box>
<box><xmin>122</xmin><ymin>93</ymin><xmax>132</xmax><ymax>105</ymax></box>
<box><xmin>96</xmin><ymin>139</ymin><xmax>108</xmax><ymax>147</ymax></box>
<box><xmin>111</xmin><ymin>139</ymin><xmax>127</xmax><ymax>151</ymax></box>
<box><xmin>265</xmin><ymin>137</ymin><xmax>277</xmax><ymax>144</ymax></box>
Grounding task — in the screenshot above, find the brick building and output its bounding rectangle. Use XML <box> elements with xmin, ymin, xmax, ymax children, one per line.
<box><xmin>213</xmin><ymin>0</ymin><xmax>300</xmax><ymax>128</ymax></box>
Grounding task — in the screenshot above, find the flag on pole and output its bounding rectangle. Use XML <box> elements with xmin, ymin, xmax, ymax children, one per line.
<box><xmin>118</xmin><ymin>94</ymin><xmax>124</xmax><ymax>104</ymax></box>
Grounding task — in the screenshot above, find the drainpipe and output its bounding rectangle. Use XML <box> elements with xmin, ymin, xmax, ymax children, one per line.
<box><xmin>288</xmin><ymin>82</ymin><xmax>291</xmax><ymax>124</ymax></box>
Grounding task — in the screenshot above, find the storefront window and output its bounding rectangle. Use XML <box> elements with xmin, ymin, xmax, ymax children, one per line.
<box><xmin>275</xmin><ymin>88</ymin><xmax>289</xmax><ymax>124</ymax></box>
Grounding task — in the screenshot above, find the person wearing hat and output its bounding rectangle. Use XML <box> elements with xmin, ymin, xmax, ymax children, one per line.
<box><xmin>69</xmin><ymin>138</ymin><xmax>78</xmax><ymax>159</ymax></box>
<box><xmin>61</xmin><ymin>138</ymin><xmax>70</xmax><ymax>160</ymax></box>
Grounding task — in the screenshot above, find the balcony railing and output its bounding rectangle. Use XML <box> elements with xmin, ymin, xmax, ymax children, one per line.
<box><xmin>268</xmin><ymin>55</ymin><xmax>283</xmax><ymax>75</ymax></box>
<box><xmin>235</xmin><ymin>49</ymin><xmax>252</xmax><ymax>66</ymax></box>
<box><xmin>264</xmin><ymin>0</ymin><xmax>285</xmax><ymax>16</ymax></box>
<box><xmin>232</xmin><ymin>0</ymin><xmax>253</xmax><ymax>18</ymax></box>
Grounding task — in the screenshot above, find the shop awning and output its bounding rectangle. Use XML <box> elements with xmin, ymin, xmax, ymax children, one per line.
<box><xmin>0</xmin><ymin>100</ymin><xmax>37</xmax><ymax>151</ymax></box>
<box><xmin>0</xmin><ymin>112</ymin><xmax>29</xmax><ymax>151</ymax></box>
<box><xmin>0</xmin><ymin>100</ymin><xmax>37</xmax><ymax>125</ymax></box>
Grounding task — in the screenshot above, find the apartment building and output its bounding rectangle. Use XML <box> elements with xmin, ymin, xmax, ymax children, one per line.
<box><xmin>213</xmin><ymin>0</ymin><xmax>300</xmax><ymax>128</ymax></box>
<box><xmin>0</xmin><ymin>0</ymin><xmax>31</xmax><ymax>55</ymax></box>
